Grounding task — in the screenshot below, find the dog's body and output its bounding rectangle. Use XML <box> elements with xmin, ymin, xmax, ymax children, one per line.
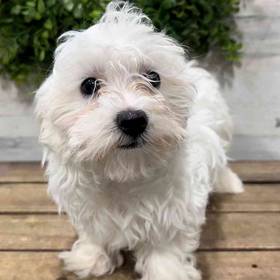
<box><xmin>35</xmin><ymin>2</ymin><xmax>243</xmax><ymax>279</ymax></box>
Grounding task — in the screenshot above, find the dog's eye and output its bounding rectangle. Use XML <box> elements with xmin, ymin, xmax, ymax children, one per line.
<box><xmin>80</xmin><ymin>78</ymin><xmax>101</xmax><ymax>97</ymax></box>
<box><xmin>144</xmin><ymin>71</ymin><xmax>160</xmax><ymax>88</ymax></box>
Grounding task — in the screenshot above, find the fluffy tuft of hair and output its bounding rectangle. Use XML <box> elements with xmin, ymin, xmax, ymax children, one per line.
<box><xmin>101</xmin><ymin>0</ymin><xmax>152</xmax><ymax>26</ymax></box>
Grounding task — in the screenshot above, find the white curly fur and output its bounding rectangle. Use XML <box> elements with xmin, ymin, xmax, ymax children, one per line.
<box><xmin>35</xmin><ymin>1</ymin><xmax>243</xmax><ymax>279</ymax></box>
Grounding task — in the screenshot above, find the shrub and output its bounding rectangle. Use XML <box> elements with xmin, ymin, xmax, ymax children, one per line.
<box><xmin>0</xmin><ymin>0</ymin><xmax>241</xmax><ymax>83</ymax></box>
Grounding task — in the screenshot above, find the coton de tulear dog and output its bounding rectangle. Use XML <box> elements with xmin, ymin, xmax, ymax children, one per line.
<box><xmin>35</xmin><ymin>1</ymin><xmax>243</xmax><ymax>279</ymax></box>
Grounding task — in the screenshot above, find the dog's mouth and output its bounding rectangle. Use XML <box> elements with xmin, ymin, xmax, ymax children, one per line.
<box><xmin>118</xmin><ymin>138</ymin><xmax>146</xmax><ymax>149</ymax></box>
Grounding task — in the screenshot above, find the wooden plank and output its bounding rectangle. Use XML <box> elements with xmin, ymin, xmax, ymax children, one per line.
<box><xmin>0</xmin><ymin>183</ymin><xmax>279</xmax><ymax>214</ymax></box>
<box><xmin>1</xmin><ymin>161</ymin><xmax>280</xmax><ymax>183</ymax></box>
<box><xmin>197</xmin><ymin>251</ymin><xmax>280</xmax><ymax>280</ymax></box>
<box><xmin>229</xmin><ymin>161</ymin><xmax>280</xmax><ymax>182</ymax></box>
<box><xmin>0</xmin><ymin>183</ymin><xmax>56</xmax><ymax>213</ymax></box>
<box><xmin>0</xmin><ymin>162</ymin><xmax>44</xmax><ymax>183</ymax></box>
<box><xmin>0</xmin><ymin>252</ymin><xmax>74</xmax><ymax>280</ymax></box>
<box><xmin>0</xmin><ymin>213</ymin><xmax>279</xmax><ymax>250</ymax></box>
<box><xmin>208</xmin><ymin>184</ymin><xmax>280</xmax><ymax>212</ymax></box>
<box><xmin>0</xmin><ymin>252</ymin><xmax>134</xmax><ymax>280</ymax></box>
<box><xmin>0</xmin><ymin>251</ymin><xmax>279</xmax><ymax>280</ymax></box>
<box><xmin>201</xmin><ymin>213</ymin><xmax>280</xmax><ymax>250</ymax></box>
<box><xmin>0</xmin><ymin>215</ymin><xmax>76</xmax><ymax>250</ymax></box>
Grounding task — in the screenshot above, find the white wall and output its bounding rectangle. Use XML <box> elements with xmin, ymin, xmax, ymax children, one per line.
<box><xmin>223</xmin><ymin>0</ymin><xmax>280</xmax><ymax>160</ymax></box>
<box><xmin>0</xmin><ymin>0</ymin><xmax>279</xmax><ymax>161</ymax></box>
<box><xmin>0</xmin><ymin>80</ymin><xmax>40</xmax><ymax>161</ymax></box>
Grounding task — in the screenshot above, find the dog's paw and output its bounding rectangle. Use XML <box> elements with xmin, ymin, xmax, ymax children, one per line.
<box><xmin>138</xmin><ymin>251</ymin><xmax>201</xmax><ymax>280</ymax></box>
<box><xmin>59</xmin><ymin>244</ymin><xmax>117</xmax><ymax>278</ymax></box>
<box><xmin>214</xmin><ymin>167</ymin><xmax>244</xmax><ymax>194</ymax></box>
<box><xmin>112</xmin><ymin>251</ymin><xmax>124</xmax><ymax>268</ymax></box>
<box><xmin>140</xmin><ymin>265</ymin><xmax>201</xmax><ymax>280</ymax></box>
<box><xmin>183</xmin><ymin>264</ymin><xmax>201</xmax><ymax>280</ymax></box>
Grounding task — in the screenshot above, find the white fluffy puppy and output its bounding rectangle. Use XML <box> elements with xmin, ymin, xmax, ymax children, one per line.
<box><xmin>35</xmin><ymin>1</ymin><xmax>243</xmax><ymax>279</ymax></box>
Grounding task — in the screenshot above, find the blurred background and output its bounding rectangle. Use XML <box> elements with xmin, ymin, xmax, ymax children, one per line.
<box><xmin>0</xmin><ymin>0</ymin><xmax>279</xmax><ymax>161</ymax></box>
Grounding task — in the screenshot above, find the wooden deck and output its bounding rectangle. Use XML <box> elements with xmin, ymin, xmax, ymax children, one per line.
<box><xmin>0</xmin><ymin>162</ymin><xmax>279</xmax><ymax>280</ymax></box>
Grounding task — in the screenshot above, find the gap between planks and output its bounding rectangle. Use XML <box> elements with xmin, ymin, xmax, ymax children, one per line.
<box><xmin>0</xmin><ymin>162</ymin><xmax>279</xmax><ymax>280</ymax></box>
<box><xmin>0</xmin><ymin>213</ymin><xmax>279</xmax><ymax>251</ymax></box>
<box><xmin>0</xmin><ymin>251</ymin><xmax>279</xmax><ymax>280</ymax></box>
<box><xmin>0</xmin><ymin>183</ymin><xmax>279</xmax><ymax>213</ymax></box>
<box><xmin>1</xmin><ymin>161</ymin><xmax>280</xmax><ymax>183</ymax></box>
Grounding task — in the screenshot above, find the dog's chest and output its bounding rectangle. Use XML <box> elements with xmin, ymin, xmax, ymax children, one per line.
<box><xmin>80</xmin><ymin>185</ymin><xmax>190</xmax><ymax>249</ymax></box>
<box><xmin>87</xmin><ymin>194</ymin><xmax>163</xmax><ymax>248</ymax></box>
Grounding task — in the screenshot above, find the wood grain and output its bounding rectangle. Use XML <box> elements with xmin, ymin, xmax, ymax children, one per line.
<box><xmin>0</xmin><ymin>251</ymin><xmax>279</xmax><ymax>280</ymax></box>
<box><xmin>230</xmin><ymin>161</ymin><xmax>280</xmax><ymax>182</ymax></box>
<box><xmin>198</xmin><ymin>251</ymin><xmax>280</xmax><ymax>280</ymax></box>
<box><xmin>0</xmin><ymin>183</ymin><xmax>55</xmax><ymax>213</ymax></box>
<box><xmin>0</xmin><ymin>252</ymin><xmax>135</xmax><ymax>280</ymax></box>
<box><xmin>0</xmin><ymin>213</ymin><xmax>279</xmax><ymax>250</ymax></box>
<box><xmin>0</xmin><ymin>162</ymin><xmax>279</xmax><ymax>280</ymax></box>
<box><xmin>0</xmin><ymin>215</ymin><xmax>76</xmax><ymax>250</ymax></box>
<box><xmin>208</xmin><ymin>184</ymin><xmax>280</xmax><ymax>212</ymax></box>
<box><xmin>0</xmin><ymin>183</ymin><xmax>279</xmax><ymax>213</ymax></box>
<box><xmin>201</xmin><ymin>213</ymin><xmax>280</xmax><ymax>250</ymax></box>
<box><xmin>1</xmin><ymin>161</ymin><xmax>280</xmax><ymax>183</ymax></box>
<box><xmin>0</xmin><ymin>162</ymin><xmax>44</xmax><ymax>183</ymax></box>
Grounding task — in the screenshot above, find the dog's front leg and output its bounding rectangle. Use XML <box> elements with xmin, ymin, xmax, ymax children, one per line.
<box><xmin>135</xmin><ymin>243</ymin><xmax>201</xmax><ymax>280</ymax></box>
<box><xmin>59</xmin><ymin>233</ymin><xmax>123</xmax><ymax>278</ymax></box>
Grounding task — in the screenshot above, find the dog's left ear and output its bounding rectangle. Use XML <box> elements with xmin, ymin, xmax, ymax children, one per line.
<box><xmin>55</xmin><ymin>30</ymin><xmax>80</xmax><ymax>62</ymax></box>
<box><xmin>34</xmin><ymin>75</ymin><xmax>54</xmax><ymax>122</ymax></box>
<box><xmin>35</xmin><ymin>30</ymin><xmax>80</xmax><ymax>117</ymax></box>
<box><xmin>35</xmin><ymin>74</ymin><xmax>65</xmax><ymax>157</ymax></box>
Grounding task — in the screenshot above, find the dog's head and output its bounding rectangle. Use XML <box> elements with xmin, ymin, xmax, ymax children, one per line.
<box><xmin>35</xmin><ymin>1</ymin><xmax>194</xmax><ymax>182</ymax></box>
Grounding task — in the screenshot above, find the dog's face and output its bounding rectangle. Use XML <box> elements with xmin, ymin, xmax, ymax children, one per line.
<box><xmin>36</xmin><ymin>2</ymin><xmax>193</xmax><ymax>181</ymax></box>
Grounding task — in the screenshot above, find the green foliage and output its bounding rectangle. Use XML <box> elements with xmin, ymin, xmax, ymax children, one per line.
<box><xmin>0</xmin><ymin>0</ymin><xmax>241</xmax><ymax>83</ymax></box>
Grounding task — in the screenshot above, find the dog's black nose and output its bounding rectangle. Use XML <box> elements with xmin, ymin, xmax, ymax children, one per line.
<box><xmin>116</xmin><ymin>110</ymin><xmax>148</xmax><ymax>137</ymax></box>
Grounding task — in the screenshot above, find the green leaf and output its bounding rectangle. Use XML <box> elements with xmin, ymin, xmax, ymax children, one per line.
<box><xmin>44</xmin><ymin>19</ymin><xmax>53</xmax><ymax>30</ymax></box>
<box><xmin>11</xmin><ymin>5</ymin><xmax>22</xmax><ymax>15</ymax></box>
<box><xmin>39</xmin><ymin>49</ymin><xmax>45</xmax><ymax>61</ymax></box>
<box><xmin>74</xmin><ymin>3</ymin><xmax>83</xmax><ymax>18</ymax></box>
<box><xmin>89</xmin><ymin>9</ymin><xmax>103</xmax><ymax>20</ymax></box>
<box><xmin>0</xmin><ymin>0</ymin><xmax>242</xmax><ymax>85</ymax></box>
<box><xmin>37</xmin><ymin>0</ymin><xmax>45</xmax><ymax>14</ymax></box>
<box><xmin>63</xmin><ymin>0</ymin><xmax>75</xmax><ymax>11</ymax></box>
